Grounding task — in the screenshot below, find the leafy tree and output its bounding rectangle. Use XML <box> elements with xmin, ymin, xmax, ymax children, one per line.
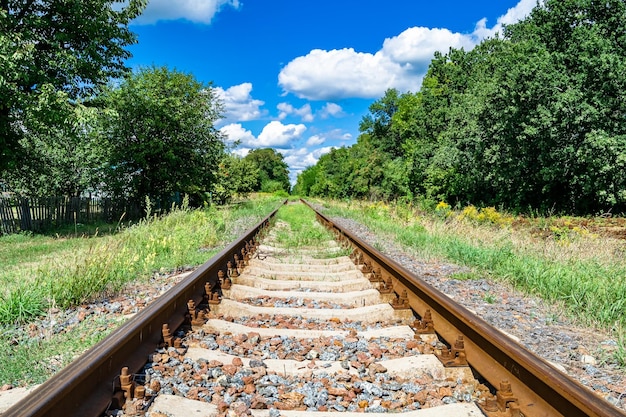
<box><xmin>292</xmin><ymin>165</ymin><xmax>319</xmax><ymax>196</ymax></box>
<box><xmin>0</xmin><ymin>0</ymin><xmax>146</xmax><ymax>173</ymax></box>
<box><xmin>101</xmin><ymin>66</ymin><xmax>225</xmax><ymax>207</ymax></box>
<box><xmin>359</xmin><ymin>89</ymin><xmax>403</xmax><ymax>158</ymax></box>
<box><xmin>308</xmin><ymin>147</ymin><xmax>351</xmax><ymax>198</ymax></box>
<box><xmin>296</xmin><ymin>0</ymin><xmax>626</xmax><ymax>213</ymax></box>
<box><xmin>212</xmin><ymin>154</ymin><xmax>260</xmax><ymax>204</ymax></box>
<box><xmin>244</xmin><ymin>148</ymin><xmax>290</xmax><ymax>193</ymax></box>
<box><xmin>3</xmin><ymin>86</ymin><xmax>107</xmax><ymax>196</ymax></box>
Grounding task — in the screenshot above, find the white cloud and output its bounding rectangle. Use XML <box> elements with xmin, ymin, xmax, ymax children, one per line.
<box><xmin>278</xmin><ymin>48</ymin><xmax>415</xmax><ymax>100</ymax></box>
<box><xmin>257</xmin><ymin>121</ymin><xmax>307</xmax><ymax>147</ymax></box>
<box><xmin>219</xmin><ymin>123</ymin><xmax>255</xmax><ymax>146</ymax></box>
<box><xmin>498</xmin><ymin>0</ymin><xmax>540</xmax><ymax>27</ymax></box>
<box><xmin>278</xmin><ymin>0</ymin><xmax>537</xmax><ymax>100</ymax></box>
<box><xmin>231</xmin><ymin>147</ymin><xmax>251</xmax><ymax>158</ymax></box>
<box><xmin>319</xmin><ymin>103</ymin><xmax>344</xmax><ymax>119</ymax></box>
<box><xmin>284</xmin><ymin>146</ymin><xmax>334</xmax><ymax>184</ymax></box>
<box><xmin>277</xmin><ymin>103</ymin><xmax>314</xmax><ymax>122</ymax></box>
<box><xmin>475</xmin><ymin>0</ymin><xmax>541</xmax><ymax>39</ymax></box>
<box><xmin>134</xmin><ymin>0</ymin><xmax>240</xmax><ymax>24</ymax></box>
<box><xmin>305</xmin><ymin>135</ymin><xmax>325</xmax><ymax>147</ymax></box>
<box><xmin>381</xmin><ymin>27</ymin><xmax>476</xmax><ymax>72</ymax></box>
<box><xmin>215</xmin><ymin>83</ymin><xmax>266</xmax><ymax>125</ymax></box>
<box><xmin>322</xmin><ymin>128</ymin><xmax>352</xmax><ymax>142</ymax></box>
<box><xmin>220</xmin><ymin>120</ymin><xmax>308</xmax><ymax>150</ymax></box>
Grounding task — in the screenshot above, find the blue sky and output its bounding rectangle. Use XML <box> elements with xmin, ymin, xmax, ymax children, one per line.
<box><xmin>127</xmin><ymin>0</ymin><xmax>539</xmax><ymax>183</ymax></box>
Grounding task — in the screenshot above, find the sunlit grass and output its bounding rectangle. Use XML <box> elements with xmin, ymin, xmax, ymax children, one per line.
<box><xmin>0</xmin><ymin>196</ymin><xmax>282</xmax><ymax>324</ymax></box>
<box><xmin>315</xmin><ymin>198</ymin><xmax>626</xmax><ymax>366</ymax></box>
<box><xmin>269</xmin><ymin>202</ymin><xmax>350</xmax><ymax>258</ymax></box>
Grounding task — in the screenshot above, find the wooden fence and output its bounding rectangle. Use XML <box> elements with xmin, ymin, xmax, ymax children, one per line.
<box><xmin>0</xmin><ymin>196</ymin><xmax>142</xmax><ymax>235</ymax></box>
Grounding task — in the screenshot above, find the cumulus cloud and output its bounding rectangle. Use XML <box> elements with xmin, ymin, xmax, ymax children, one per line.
<box><xmin>220</xmin><ymin>120</ymin><xmax>308</xmax><ymax>150</ymax></box>
<box><xmin>284</xmin><ymin>146</ymin><xmax>334</xmax><ymax>183</ymax></box>
<box><xmin>381</xmin><ymin>27</ymin><xmax>476</xmax><ymax>72</ymax></box>
<box><xmin>215</xmin><ymin>83</ymin><xmax>266</xmax><ymax>125</ymax></box>
<box><xmin>278</xmin><ymin>48</ymin><xmax>415</xmax><ymax>100</ymax></box>
<box><xmin>284</xmin><ymin>146</ymin><xmax>333</xmax><ymax>170</ymax></box>
<box><xmin>231</xmin><ymin>147</ymin><xmax>251</xmax><ymax>158</ymax></box>
<box><xmin>319</xmin><ymin>103</ymin><xmax>344</xmax><ymax>119</ymax></box>
<box><xmin>322</xmin><ymin>128</ymin><xmax>352</xmax><ymax>142</ymax></box>
<box><xmin>277</xmin><ymin>103</ymin><xmax>314</xmax><ymax>122</ymax></box>
<box><xmin>278</xmin><ymin>0</ymin><xmax>537</xmax><ymax>100</ymax></box>
<box><xmin>219</xmin><ymin>123</ymin><xmax>256</xmax><ymax>146</ymax></box>
<box><xmin>133</xmin><ymin>0</ymin><xmax>241</xmax><ymax>24</ymax></box>
<box><xmin>305</xmin><ymin>135</ymin><xmax>325</xmax><ymax>147</ymax></box>
<box><xmin>257</xmin><ymin>121</ymin><xmax>307</xmax><ymax>147</ymax></box>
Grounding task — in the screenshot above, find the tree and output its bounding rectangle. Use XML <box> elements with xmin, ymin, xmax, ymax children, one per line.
<box><xmin>359</xmin><ymin>89</ymin><xmax>403</xmax><ymax>158</ymax></box>
<box><xmin>292</xmin><ymin>165</ymin><xmax>319</xmax><ymax>196</ymax></box>
<box><xmin>3</xmin><ymin>86</ymin><xmax>107</xmax><ymax>197</ymax></box>
<box><xmin>0</xmin><ymin>0</ymin><xmax>146</xmax><ymax>173</ymax></box>
<box><xmin>212</xmin><ymin>154</ymin><xmax>260</xmax><ymax>204</ymax></box>
<box><xmin>101</xmin><ymin>66</ymin><xmax>225</xmax><ymax>207</ymax></box>
<box><xmin>244</xmin><ymin>148</ymin><xmax>290</xmax><ymax>193</ymax></box>
<box><xmin>295</xmin><ymin>0</ymin><xmax>626</xmax><ymax>213</ymax></box>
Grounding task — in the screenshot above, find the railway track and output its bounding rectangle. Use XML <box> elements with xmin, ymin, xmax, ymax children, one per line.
<box><xmin>3</xmin><ymin>201</ymin><xmax>625</xmax><ymax>417</ymax></box>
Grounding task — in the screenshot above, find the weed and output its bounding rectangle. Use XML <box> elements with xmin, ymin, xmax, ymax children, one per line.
<box><xmin>0</xmin><ymin>287</ymin><xmax>45</xmax><ymax>324</ymax></box>
<box><xmin>450</xmin><ymin>271</ymin><xmax>479</xmax><ymax>281</ymax></box>
<box><xmin>373</xmin><ymin>241</ymin><xmax>385</xmax><ymax>252</ymax></box>
<box><xmin>614</xmin><ymin>332</ymin><xmax>626</xmax><ymax>367</ymax></box>
<box><xmin>483</xmin><ymin>292</ymin><xmax>497</xmax><ymax>304</ymax></box>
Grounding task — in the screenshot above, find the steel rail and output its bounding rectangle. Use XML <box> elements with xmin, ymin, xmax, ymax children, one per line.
<box><xmin>3</xmin><ymin>203</ymin><xmax>283</xmax><ymax>417</ymax></box>
<box><xmin>305</xmin><ymin>200</ymin><xmax>626</xmax><ymax>417</ymax></box>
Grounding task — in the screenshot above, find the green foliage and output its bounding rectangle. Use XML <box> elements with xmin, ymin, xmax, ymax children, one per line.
<box><xmin>244</xmin><ymin>148</ymin><xmax>290</xmax><ymax>193</ymax></box>
<box><xmin>0</xmin><ymin>287</ymin><xmax>45</xmax><ymax>324</ymax></box>
<box><xmin>3</xmin><ymin>86</ymin><xmax>107</xmax><ymax>196</ymax></box>
<box><xmin>212</xmin><ymin>154</ymin><xmax>260</xmax><ymax>204</ymax></box>
<box><xmin>0</xmin><ymin>0</ymin><xmax>146</xmax><ymax>173</ymax></box>
<box><xmin>359</xmin><ymin>88</ymin><xmax>403</xmax><ymax>158</ymax></box>
<box><xmin>292</xmin><ymin>165</ymin><xmax>319</xmax><ymax>196</ymax></box>
<box><xmin>101</xmin><ymin>66</ymin><xmax>225</xmax><ymax>207</ymax></box>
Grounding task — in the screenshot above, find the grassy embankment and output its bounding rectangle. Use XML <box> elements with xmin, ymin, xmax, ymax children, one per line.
<box><xmin>315</xmin><ymin>198</ymin><xmax>626</xmax><ymax>367</ymax></box>
<box><xmin>0</xmin><ymin>195</ymin><xmax>283</xmax><ymax>386</ymax></box>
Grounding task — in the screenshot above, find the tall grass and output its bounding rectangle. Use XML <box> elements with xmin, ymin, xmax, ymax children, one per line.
<box><xmin>0</xmin><ymin>196</ymin><xmax>282</xmax><ymax>324</ymax></box>
<box><xmin>319</xmin><ymin>199</ymin><xmax>626</xmax><ymax>335</ymax></box>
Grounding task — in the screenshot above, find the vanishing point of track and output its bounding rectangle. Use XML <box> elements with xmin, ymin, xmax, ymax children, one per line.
<box><xmin>3</xmin><ymin>201</ymin><xmax>625</xmax><ymax>417</ymax></box>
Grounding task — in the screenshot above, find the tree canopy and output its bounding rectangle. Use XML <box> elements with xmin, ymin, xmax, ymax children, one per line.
<box><xmin>244</xmin><ymin>148</ymin><xmax>290</xmax><ymax>193</ymax></box>
<box><xmin>100</xmin><ymin>66</ymin><xmax>225</xmax><ymax>206</ymax></box>
<box><xmin>0</xmin><ymin>0</ymin><xmax>146</xmax><ymax>173</ymax></box>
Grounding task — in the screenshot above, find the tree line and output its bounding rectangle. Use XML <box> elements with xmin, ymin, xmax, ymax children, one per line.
<box><xmin>0</xmin><ymin>1</ymin><xmax>289</xmax><ymax>214</ymax></box>
<box><xmin>294</xmin><ymin>0</ymin><xmax>626</xmax><ymax>214</ymax></box>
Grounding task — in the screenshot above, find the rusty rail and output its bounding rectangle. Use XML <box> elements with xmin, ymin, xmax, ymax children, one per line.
<box><xmin>304</xmin><ymin>199</ymin><xmax>625</xmax><ymax>417</ymax></box>
<box><xmin>2</xmin><ymin>203</ymin><xmax>283</xmax><ymax>417</ymax></box>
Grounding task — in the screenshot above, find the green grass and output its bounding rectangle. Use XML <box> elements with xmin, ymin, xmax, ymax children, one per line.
<box><xmin>274</xmin><ymin>203</ymin><xmax>335</xmax><ymax>246</ymax></box>
<box><xmin>268</xmin><ymin>203</ymin><xmax>351</xmax><ymax>259</ymax></box>
<box><xmin>0</xmin><ymin>196</ymin><xmax>282</xmax><ymax>324</ymax></box>
<box><xmin>0</xmin><ymin>313</ymin><xmax>120</xmax><ymax>386</ymax></box>
<box><xmin>317</xmin><ymin>198</ymin><xmax>626</xmax><ymax>366</ymax></box>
